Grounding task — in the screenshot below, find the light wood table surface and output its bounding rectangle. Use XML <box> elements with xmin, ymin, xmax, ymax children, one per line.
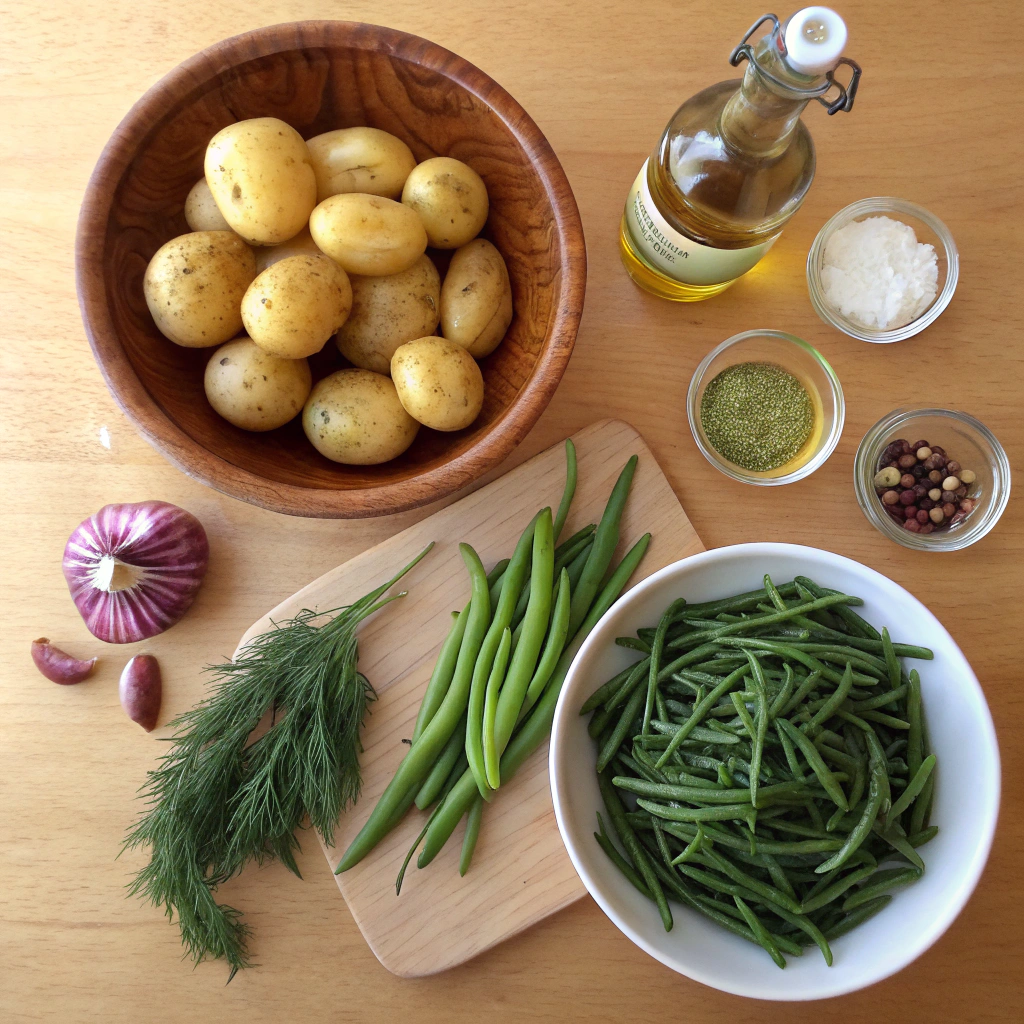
<box><xmin>2</xmin><ymin>1</ymin><xmax>1020</xmax><ymax>1020</ymax></box>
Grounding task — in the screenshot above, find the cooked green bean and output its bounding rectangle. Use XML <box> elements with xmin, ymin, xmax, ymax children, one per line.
<box><xmin>586</xmin><ymin>576</ymin><xmax>937</xmax><ymax>967</ymax></box>
<box><xmin>595</xmin><ymin>814</ymin><xmax>652</xmax><ymax>898</ymax></box>
<box><xmin>600</xmin><ymin>771</ymin><xmax>672</xmax><ymax>931</ymax></box>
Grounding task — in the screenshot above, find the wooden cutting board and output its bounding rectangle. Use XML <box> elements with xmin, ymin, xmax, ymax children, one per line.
<box><xmin>236</xmin><ymin>419</ymin><xmax>704</xmax><ymax>976</ymax></box>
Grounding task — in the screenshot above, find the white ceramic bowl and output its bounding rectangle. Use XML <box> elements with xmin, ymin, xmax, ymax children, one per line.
<box><xmin>549</xmin><ymin>543</ymin><xmax>1000</xmax><ymax>1001</ymax></box>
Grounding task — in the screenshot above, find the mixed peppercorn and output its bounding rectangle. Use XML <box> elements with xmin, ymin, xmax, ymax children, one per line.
<box><xmin>874</xmin><ymin>438</ymin><xmax>978</xmax><ymax>534</ymax></box>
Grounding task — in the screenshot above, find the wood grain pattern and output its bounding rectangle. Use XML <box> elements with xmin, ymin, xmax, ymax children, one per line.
<box><xmin>75</xmin><ymin>22</ymin><xmax>586</xmax><ymax>518</ymax></box>
<box><xmin>2</xmin><ymin>1</ymin><xmax>1022</xmax><ymax>1021</ymax></box>
<box><xmin>235</xmin><ymin>419</ymin><xmax>704</xmax><ymax>975</ymax></box>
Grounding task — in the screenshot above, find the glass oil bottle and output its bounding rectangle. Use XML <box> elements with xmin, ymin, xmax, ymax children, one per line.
<box><xmin>620</xmin><ymin>7</ymin><xmax>861</xmax><ymax>301</ymax></box>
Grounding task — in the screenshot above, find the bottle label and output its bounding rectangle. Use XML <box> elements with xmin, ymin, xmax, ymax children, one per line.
<box><xmin>624</xmin><ymin>160</ymin><xmax>779</xmax><ymax>286</ymax></box>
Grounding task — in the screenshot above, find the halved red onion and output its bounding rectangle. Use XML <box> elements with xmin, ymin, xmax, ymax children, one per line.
<box><xmin>62</xmin><ymin>501</ymin><xmax>209</xmax><ymax>644</ymax></box>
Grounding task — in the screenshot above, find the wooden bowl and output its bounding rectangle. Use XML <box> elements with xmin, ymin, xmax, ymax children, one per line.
<box><xmin>76</xmin><ymin>22</ymin><xmax>585</xmax><ymax>518</ymax></box>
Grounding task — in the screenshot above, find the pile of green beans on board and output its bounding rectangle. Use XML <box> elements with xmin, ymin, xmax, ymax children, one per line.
<box><xmin>336</xmin><ymin>440</ymin><xmax>652</xmax><ymax>885</ymax></box>
<box><xmin>582</xmin><ymin>575</ymin><xmax>938</xmax><ymax>968</ymax></box>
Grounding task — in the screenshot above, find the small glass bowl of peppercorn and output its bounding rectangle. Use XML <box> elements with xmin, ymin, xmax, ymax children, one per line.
<box><xmin>855</xmin><ymin>407</ymin><xmax>1010</xmax><ymax>551</ymax></box>
<box><xmin>687</xmin><ymin>330</ymin><xmax>845</xmax><ymax>485</ymax></box>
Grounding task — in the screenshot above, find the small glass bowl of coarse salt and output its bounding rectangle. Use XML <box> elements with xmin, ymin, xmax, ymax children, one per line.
<box><xmin>806</xmin><ymin>198</ymin><xmax>958</xmax><ymax>343</ymax></box>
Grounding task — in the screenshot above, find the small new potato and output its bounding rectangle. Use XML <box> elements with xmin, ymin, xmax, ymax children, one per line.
<box><xmin>205</xmin><ymin>117</ymin><xmax>316</xmax><ymax>245</ymax></box>
<box><xmin>143</xmin><ymin>230</ymin><xmax>255</xmax><ymax>348</ymax></box>
<box><xmin>184</xmin><ymin>178</ymin><xmax>232</xmax><ymax>232</ymax></box>
<box><xmin>336</xmin><ymin>255</ymin><xmax>440</xmax><ymax>374</ymax></box>
<box><xmin>204</xmin><ymin>337</ymin><xmax>312</xmax><ymax>431</ymax></box>
<box><xmin>253</xmin><ymin>226</ymin><xmax>324</xmax><ymax>274</ymax></box>
<box><xmin>242</xmin><ymin>254</ymin><xmax>352</xmax><ymax>359</ymax></box>
<box><xmin>401</xmin><ymin>157</ymin><xmax>489</xmax><ymax>249</ymax></box>
<box><xmin>440</xmin><ymin>239</ymin><xmax>513</xmax><ymax>358</ymax></box>
<box><xmin>307</xmin><ymin>127</ymin><xmax>417</xmax><ymax>202</ymax></box>
<box><xmin>391</xmin><ymin>336</ymin><xmax>484</xmax><ymax>432</ymax></box>
<box><xmin>309</xmin><ymin>193</ymin><xmax>427</xmax><ymax>277</ymax></box>
<box><xmin>302</xmin><ymin>369</ymin><xmax>419</xmax><ymax>465</ymax></box>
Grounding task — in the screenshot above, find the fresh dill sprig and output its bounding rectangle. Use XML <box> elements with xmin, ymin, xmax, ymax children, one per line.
<box><xmin>123</xmin><ymin>544</ymin><xmax>433</xmax><ymax>977</ymax></box>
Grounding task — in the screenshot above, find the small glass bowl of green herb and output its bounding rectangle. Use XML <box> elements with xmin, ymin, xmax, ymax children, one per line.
<box><xmin>687</xmin><ymin>331</ymin><xmax>845</xmax><ymax>486</ymax></box>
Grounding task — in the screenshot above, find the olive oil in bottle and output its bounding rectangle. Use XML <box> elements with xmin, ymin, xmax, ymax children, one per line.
<box><xmin>620</xmin><ymin>7</ymin><xmax>861</xmax><ymax>301</ymax></box>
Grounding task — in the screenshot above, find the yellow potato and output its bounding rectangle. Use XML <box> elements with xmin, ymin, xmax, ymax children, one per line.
<box><xmin>309</xmin><ymin>193</ymin><xmax>427</xmax><ymax>277</ymax></box>
<box><xmin>204</xmin><ymin>337</ymin><xmax>312</xmax><ymax>431</ymax></box>
<box><xmin>302</xmin><ymin>369</ymin><xmax>419</xmax><ymax>465</ymax></box>
<box><xmin>306</xmin><ymin>127</ymin><xmax>416</xmax><ymax>202</ymax></box>
<box><xmin>241</xmin><ymin>254</ymin><xmax>352</xmax><ymax>359</ymax></box>
<box><xmin>336</xmin><ymin>255</ymin><xmax>440</xmax><ymax>374</ymax></box>
<box><xmin>440</xmin><ymin>239</ymin><xmax>513</xmax><ymax>358</ymax></box>
<box><xmin>204</xmin><ymin>117</ymin><xmax>316</xmax><ymax>245</ymax></box>
<box><xmin>184</xmin><ymin>178</ymin><xmax>232</xmax><ymax>232</ymax></box>
<box><xmin>253</xmin><ymin>227</ymin><xmax>325</xmax><ymax>274</ymax></box>
<box><xmin>391</xmin><ymin>336</ymin><xmax>484</xmax><ymax>432</ymax></box>
<box><xmin>143</xmin><ymin>230</ymin><xmax>255</xmax><ymax>348</ymax></box>
<box><xmin>401</xmin><ymin>157</ymin><xmax>489</xmax><ymax>249</ymax></box>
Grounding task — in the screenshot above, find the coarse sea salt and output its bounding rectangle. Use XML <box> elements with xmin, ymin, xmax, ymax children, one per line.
<box><xmin>820</xmin><ymin>215</ymin><xmax>938</xmax><ymax>331</ymax></box>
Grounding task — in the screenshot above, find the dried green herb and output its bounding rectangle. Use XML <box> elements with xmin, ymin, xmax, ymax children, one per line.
<box><xmin>123</xmin><ymin>545</ymin><xmax>433</xmax><ymax>977</ymax></box>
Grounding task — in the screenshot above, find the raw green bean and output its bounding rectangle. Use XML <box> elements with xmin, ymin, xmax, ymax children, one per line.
<box><xmin>418</xmin><ymin>533</ymin><xmax>652</xmax><ymax>867</ymax></box>
<box><xmin>414</xmin><ymin>713</ymin><xmax>467</xmax><ymax>810</ymax></box>
<box><xmin>567</xmin><ymin>455</ymin><xmax>638</xmax><ymax>638</ymax></box>
<box><xmin>413</xmin><ymin>606</ymin><xmax>468</xmax><ymax>743</ymax></box>
<box><xmin>337</xmin><ymin>543</ymin><xmax>491</xmax><ymax>873</ymax></box>
<box><xmin>480</xmin><ymin>627</ymin><xmax>512</xmax><ymax>796</ymax></box>
<box><xmin>466</xmin><ymin>515</ymin><xmax>539</xmax><ymax>797</ymax></box>
<box><xmin>488</xmin><ymin>510</ymin><xmax>554</xmax><ymax>787</ymax></box>
<box><xmin>552</xmin><ymin>438</ymin><xmax>577</xmax><ymax>542</ymax></box>
<box><xmin>459</xmin><ymin>795</ymin><xmax>483</xmax><ymax>876</ymax></box>
<box><xmin>520</xmin><ymin>569</ymin><xmax>571</xmax><ymax>718</ymax></box>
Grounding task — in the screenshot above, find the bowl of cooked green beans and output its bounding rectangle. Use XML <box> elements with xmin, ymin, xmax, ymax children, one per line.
<box><xmin>549</xmin><ymin>544</ymin><xmax>1000</xmax><ymax>1000</ymax></box>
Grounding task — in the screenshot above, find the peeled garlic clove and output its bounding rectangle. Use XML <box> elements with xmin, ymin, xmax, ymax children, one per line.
<box><xmin>62</xmin><ymin>501</ymin><xmax>209</xmax><ymax>644</ymax></box>
<box><xmin>31</xmin><ymin>637</ymin><xmax>98</xmax><ymax>685</ymax></box>
<box><xmin>120</xmin><ymin>654</ymin><xmax>162</xmax><ymax>732</ymax></box>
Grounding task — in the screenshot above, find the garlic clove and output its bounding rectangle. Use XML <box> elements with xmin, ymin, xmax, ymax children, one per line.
<box><xmin>31</xmin><ymin>638</ymin><xmax>98</xmax><ymax>685</ymax></box>
<box><xmin>119</xmin><ymin>655</ymin><xmax>163</xmax><ymax>732</ymax></box>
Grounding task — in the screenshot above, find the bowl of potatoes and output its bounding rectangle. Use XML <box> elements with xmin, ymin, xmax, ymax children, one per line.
<box><xmin>76</xmin><ymin>22</ymin><xmax>585</xmax><ymax>517</ymax></box>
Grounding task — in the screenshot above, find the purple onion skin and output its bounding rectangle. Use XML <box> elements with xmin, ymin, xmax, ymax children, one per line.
<box><xmin>62</xmin><ymin>501</ymin><xmax>209</xmax><ymax>644</ymax></box>
<box><xmin>120</xmin><ymin>654</ymin><xmax>162</xmax><ymax>732</ymax></box>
